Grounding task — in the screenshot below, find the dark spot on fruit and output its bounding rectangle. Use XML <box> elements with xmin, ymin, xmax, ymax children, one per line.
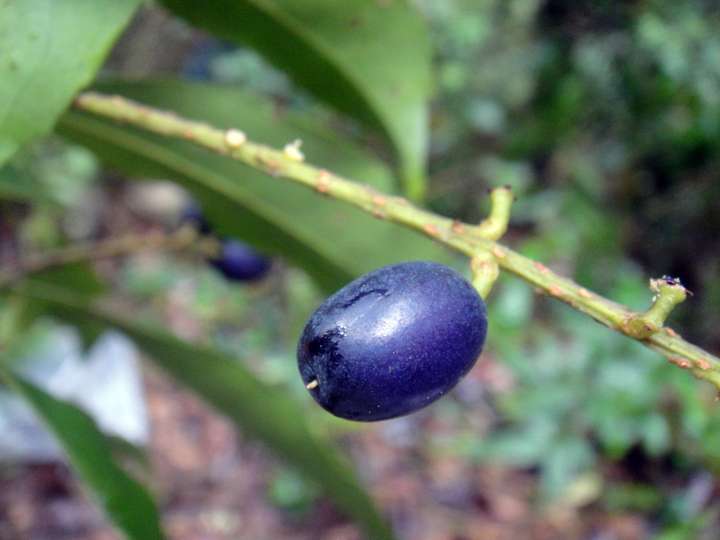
<box><xmin>339</xmin><ymin>288</ymin><xmax>388</xmax><ymax>308</ymax></box>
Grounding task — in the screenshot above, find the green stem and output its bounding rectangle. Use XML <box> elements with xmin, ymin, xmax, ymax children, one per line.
<box><xmin>470</xmin><ymin>186</ymin><xmax>512</xmax><ymax>297</ymax></box>
<box><xmin>70</xmin><ymin>91</ymin><xmax>720</xmax><ymax>393</ymax></box>
<box><xmin>470</xmin><ymin>252</ymin><xmax>499</xmax><ymax>299</ymax></box>
<box><xmin>401</xmin><ymin>162</ymin><xmax>427</xmax><ymax>204</ymax></box>
<box><xmin>476</xmin><ymin>185</ymin><xmax>514</xmax><ymax>240</ymax></box>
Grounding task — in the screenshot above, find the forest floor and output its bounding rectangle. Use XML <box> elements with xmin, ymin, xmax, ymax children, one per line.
<box><xmin>0</xmin><ymin>364</ymin><xmax>648</xmax><ymax>540</ymax></box>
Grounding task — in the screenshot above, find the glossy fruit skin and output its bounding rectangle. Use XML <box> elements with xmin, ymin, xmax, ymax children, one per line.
<box><xmin>211</xmin><ymin>239</ymin><xmax>272</xmax><ymax>282</ymax></box>
<box><xmin>297</xmin><ymin>261</ymin><xmax>487</xmax><ymax>421</ymax></box>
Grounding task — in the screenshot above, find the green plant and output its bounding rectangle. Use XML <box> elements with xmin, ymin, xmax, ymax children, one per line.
<box><xmin>2</xmin><ymin>1</ymin><xmax>719</xmax><ymax>538</ymax></box>
<box><xmin>65</xmin><ymin>91</ymin><xmax>718</xmax><ymax>385</ymax></box>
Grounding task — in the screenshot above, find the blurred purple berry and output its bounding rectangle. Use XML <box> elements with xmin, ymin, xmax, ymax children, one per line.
<box><xmin>211</xmin><ymin>239</ymin><xmax>272</xmax><ymax>282</ymax></box>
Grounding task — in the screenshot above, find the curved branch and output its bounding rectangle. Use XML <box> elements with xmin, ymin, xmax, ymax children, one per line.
<box><xmin>69</xmin><ymin>92</ymin><xmax>720</xmax><ymax>391</ymax></box>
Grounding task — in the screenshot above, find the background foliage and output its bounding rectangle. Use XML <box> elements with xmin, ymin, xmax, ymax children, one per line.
<box><xmin>1</xmin><ymin>0</ymin><xmax>720</xmax><ymax>538</ymax></box>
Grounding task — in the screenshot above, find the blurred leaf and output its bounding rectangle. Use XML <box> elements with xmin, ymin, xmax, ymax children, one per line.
<box><xmin>472</xmin><ymin>418</ymin><xmax>557</xmax><ymax>467</ymax></box>
<box><xmin>656</xmin><ymin>511</ymin><xmax>717</xmax><ymax>540</ymax></box>
<box><xmin>160</xmin><ymin>0</ymin><xmax>432</xmax><ymax>198</ymax></box>
<box><xmin>58</xmin><ymin>80</ymin><xmax>451</xmax><ymax>293</ymax></box>
<box><xmin>642</xmin><ymin>412</ymin><xmax>671</xmax><ymax>457</ymax></box>
<box><xmin>17</xmin><ymin>262</ymin><xmax>106</xmax><ymax>349</ymax></box>
<box><xmin>32</xmin><ymin>261</ymin><xmax>105</xmax><ymax>298</ymax></box>
<box><xmin>541</xmin><ymin>438</ymin><xmax>595</xmax><ymax>499</ymax></box>
<box><xmin>3</xmin><ymin>140</ymin><xmax>100</xmax><ymax>207</ymax></box>
<box><xmin>0</xmin><ymin>165</ymin><xmax>53</xmax><ymax>204</ymax></box>
<box><xmin>1</xmin><ymin>261</ymin><xmax>106</xmax><ymax>352</ymax></box>
<box><xmin>20</xmin><ymin>280</ymin><xmax>395</xmax><ymax>540</ymax></box>
<box><xmin>268</xmin><ymin>467</ymin><xmax>319</xmax><ymax>514</ymax></box>
<box><xmin>105</xmin><ymin>433</ymin><xmax>151</xmax><ymax>474</ymax></box>
<box><xmin>0</xmin><ymin>0</ymin><xmax>141</xmax><ymax>165</ymax></box>
<box><xmin>0</xmin><ymin>369</ymin><xmax>164</xmax><ymax>540</ymax></box>
<box><xmin>556</xmin><ymin>472</ymin><xmax>602</xmax><ymax>509</ymax></box>
<box><xmin>490</xmin><ymin>279</ymin><xmax>534</xmax><ymax>330</ymax></box>
<box><xmin>604</xmin><ymin>483</ymin><xmax>663</xmax><ymax>512</ymax></box>
<box><xmin>0</xmin><ymin>295</ymin><xmax>30</xmax><ymax>360</ymax></box>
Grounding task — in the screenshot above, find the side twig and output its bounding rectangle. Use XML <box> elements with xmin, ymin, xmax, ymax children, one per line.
<box><xmin>0</xmin><ymin>227</ymin><xmax>220</xmax><ymax>289</ymax></box>
<box><xmin>63</xmin><ymin>91</ymin><xmax>720</xmax><ymax>391</ymax></box>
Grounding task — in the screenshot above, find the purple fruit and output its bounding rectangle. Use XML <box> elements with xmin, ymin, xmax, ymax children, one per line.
<box><xmin>297</xmin><ymin>261</ymin><xmax>487</xmax><ymax>421</ymax></box>
<box><xmin>181</xmin><ymin>203</ymin><xmax>271</xmax><ymax>282</ymax></box>
<box><xmin>211</xmin><ymin>239</ymin><xmax>272</xmax><ymax>282</ymax></box>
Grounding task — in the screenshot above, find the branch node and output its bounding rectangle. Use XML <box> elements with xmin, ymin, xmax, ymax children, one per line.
<box><xmin>697</xmin><ymin>358</ymin><xmax>712</xmax><ymax>371</ymax></box>
<box><xmin>224</xmin><ymin>128</ymin><xmax>247</xmax><ymax>149</ymax></box>
<box><xmin>315</xmin><ymin>170</ymin><xmax>331</xmax><ymax>194</ymax></box>
<box><xmin>283</xmin><ymin>139</ymin><xmax>305</xmax><ymax>162</ymax></box>
<box><xmin>548</xmin><ymin>285</ymin><xmax>564</xmax><ymax>298</ymax></box>
<box><xmin>669</xmin><ymin>357</ymin><xmax>692</xmax><ymax>369</ymax></box>
<box><xmin>579</xmin><ymin>288</ymin><xmax>592</xmax><ymax>299</ymax></box>
<box><xmin>474</xmin><ymin>186</ymin><xmax>514</xmax><ymax>241</ymax></box>
<box><xmin>622</xmin><ymin>276</ymin><xmax>688</xmax><ymax>339</ymax></box>
<box><xmin>371</xmin><ymin>194</ymin><xmax>388</xmax><ymax>208</ymax></box>
<box><xmin>491</xmin><ymin>246</ymin><xmax>507</xmax><ymax>259</ymax></box>
<box><xmin>422</xmin><ymin>223</ymin><xmax>440</xmax><ymax>238</ymax></box>
<box><xmin>451</xmin><ymin>220</ymin><xmax>465</xmax><ymax>234</ymax></box>
<box><xmin>533</xmin><ymin>262</ymin><xmax>551</xmax><ymax>275</ymax></box>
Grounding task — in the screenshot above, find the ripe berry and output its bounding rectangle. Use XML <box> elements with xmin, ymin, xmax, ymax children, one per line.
<box><xmin>211</xmin><ymin>239</ymin><xmax>272</xmax><ymax>282</ymax></box>
<box><xmin>297</xmin><ymin>261</ymin><xmax>487</xmax><ymax>421</ymax></box>
<box><xmin>181</xmin><ymin>203</ymin><xmax>271</xmax><ymax>282</ymax></box>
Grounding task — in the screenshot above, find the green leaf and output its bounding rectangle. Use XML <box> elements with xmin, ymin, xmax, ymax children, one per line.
<box><xmin>57</xmin><ymin>80</ymin><xmax>451</xmax><ymax>293</ymax></box>
<box><xmin>7</xmin><ymin>262</ymin><xmax>107</xmax><ymax>350</ymax></box>
<box><xmin>18</xmin><ymin>280</ymin><xmax>395</xmax><ymax>540</ymax></box>
<box><xmin>159</xmin><ymin>0</ymin><xmax>432</xmax><ymax>198</ymax></box>
<box><xmin>33</xmin><ymin>261</ymin><xmax>106</xmax><ymax>298</ymax></box>
<box><xmin>0</xmin><ymin>165</ymin><xmax>53</xmax><ymax>204</ymax></box>
<box><xmin>0</xmin><ymin>0</ymin><xmax>141</xmax><ymax>165</ymax></box>
<box><xmin>0</xmin><ymin>369</ymin><xmax>164</xmax><ymax>540</ymax></box>
<box><xmin>641</xmin><ymin>413</ymin><xmax>671</xmax><ymax>457</ymax></box>
<box><xmin>541</xmin><ymin>438</ymin><xmax>594</xmax><ymax>499</ymax></box>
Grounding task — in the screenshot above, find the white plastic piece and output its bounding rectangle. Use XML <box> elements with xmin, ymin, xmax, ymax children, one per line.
<box><xmin>0</xmin><ymin>329</ymin><xmax>149</xmax><ymax>463</ymax></box>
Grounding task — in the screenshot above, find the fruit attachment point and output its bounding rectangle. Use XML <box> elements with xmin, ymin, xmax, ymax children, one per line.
<box><xmin>470</xmin><ymin>253</ymin><xmax>499</xmax><ymax>299</ymax></box>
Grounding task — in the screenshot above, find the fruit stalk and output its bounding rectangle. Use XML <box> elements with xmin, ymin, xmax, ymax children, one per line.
<box><xmin>70</xmin><ymin>91</ymin><xmax>720</xmax><ymax>391</ymax></box>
